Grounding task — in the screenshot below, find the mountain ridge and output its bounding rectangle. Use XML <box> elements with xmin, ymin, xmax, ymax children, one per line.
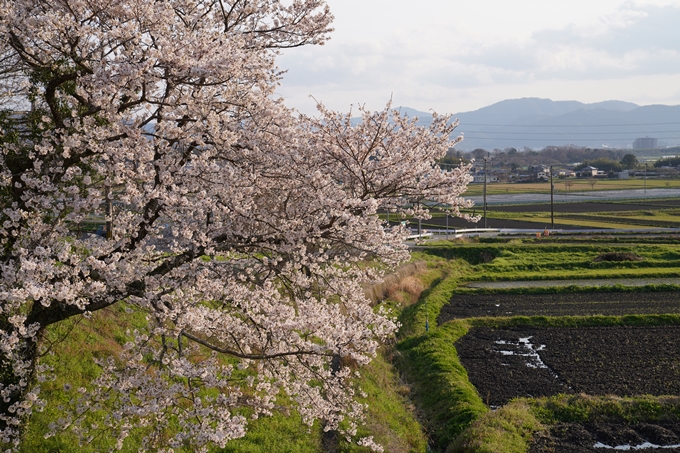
<box><xmin>394</xmin><ymin>98</ymin><xmax>680</xmax><ymax>150</ymax></box>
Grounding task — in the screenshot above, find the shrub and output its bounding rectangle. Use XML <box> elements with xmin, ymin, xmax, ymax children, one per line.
<box><xmin>593</xmin><ymin>251</ymin><xmax>644</xmax><ymax>262</ymax></box>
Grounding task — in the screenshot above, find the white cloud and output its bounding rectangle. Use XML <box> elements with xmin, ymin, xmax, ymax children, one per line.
<box><xmin>627</xmin><ymin>0</ymin><xmax>680</xmax><ymax>6</ymax></box>
<box><xmin>276</xmin><ymin>0</ymin><xmax>680</xmax><ymax>115</ymax></box>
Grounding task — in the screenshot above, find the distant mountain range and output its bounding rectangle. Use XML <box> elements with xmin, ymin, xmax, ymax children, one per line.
<box><xmin>394</xmin><ymin>98</ymin><xmax>680</xmax><ymax>151</ymax></box>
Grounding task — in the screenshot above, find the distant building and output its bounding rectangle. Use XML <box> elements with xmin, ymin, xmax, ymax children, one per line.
<box><xmin>633</xmin><ymin>137</ymin><xmax>658</xmax><ymax>149</ymax></box>
<box><xmin>579</xmin><ymin>166</ymin><xmax>598</xmax><ymax>177</ymax></box>
<box><xmin>535</xmin><ymin>171</ymin><xmax>549</xmax><ymax>181</ymax></box>
<box><xmin>529</xmin><ymin>165</ymin><xmax>550</xmax><ymax>173</ymax></box>
<box><xmin>492</xmin><ymin>170</ymin><xmax>510</xmax><ymax>182</ymax></box>
<box><xmin>472</xmin><ymin>172</ymin><xmax>498</xmax><ymax>183</ymax></box>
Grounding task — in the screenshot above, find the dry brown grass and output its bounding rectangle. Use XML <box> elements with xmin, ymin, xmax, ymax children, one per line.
<box><xmin>449</xmin><ymin>236</ymin><xmax>478</xmax><ymax>244</ymax></box>
<box><xmin>387</xmin><ymin>276</ymin><xmax>425</xmax><ymax>305</ymax></box>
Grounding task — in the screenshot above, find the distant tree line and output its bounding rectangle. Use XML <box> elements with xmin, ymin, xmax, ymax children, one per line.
<box><xmin>653</xmin><ymin>147</ymin><xmax>680</xmax><ymax>168</ymax></box>
<box><xmin>654</xmin><ymin>157</ymin><xmax>680</xmax><ymax>168</ymax></box>
<box><xmin>539</xmin><ymin>147</ymin><xmax>626</xmax><ymax>165</ymax></box>
<box><xmin>573</xmin><ymin>155</ymin><xmax>639</xmax><ymax>172</ymax></box>
<box><xmin>446</xmin><ymin>145</ymin><xmax>628</xmax><ymax>169</ymax></box>
<box><xmin>443</xmin><ymin>144</ymin><xmax>680</xmax><ymax>173</ymax></box>
<box><xmin>438</xmin><ymin>148</ymin><xmax>470</xmax><ymax>168</ymax></box>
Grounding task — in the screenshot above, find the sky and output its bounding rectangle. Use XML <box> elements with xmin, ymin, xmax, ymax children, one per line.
<box><xmin>275</xmin><ymin>0</ymin><xmax>680</xmax><ymax>116</ymax></box>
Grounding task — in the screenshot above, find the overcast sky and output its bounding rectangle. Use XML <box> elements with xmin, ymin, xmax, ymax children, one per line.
<box><xmin>275</xmin><ymin>0</ymin><xmax>680</xmax><ymax>116</ymax></box>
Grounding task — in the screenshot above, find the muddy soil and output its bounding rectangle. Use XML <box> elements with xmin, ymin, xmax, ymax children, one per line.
<box><xmin>456</xmin><ymin>326</ymin><xmax>680</xmax><ymax>407</ymax></box>
<box><xmin>439</xmin><ymin>291</ymin><xmax>680</xmax><ymax>322</ymax></box>
<box><xmin>530</xmin><ymin>422</ymin><xmax>680</xmax><ymax>452</ymax></box>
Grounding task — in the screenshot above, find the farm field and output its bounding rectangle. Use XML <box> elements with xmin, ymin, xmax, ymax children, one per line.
<box><xmin>393</xmin><ymin>198</ymin><xmax>680</xmax><ymax>230</ymax></box>
<box><xmin>401</xmin><ymin>237</ymin><xmax>680</xmax><ymax>452</ymax></box>
<box><xmin>463</xmin><ymin>178</ymin><xmax>680</xmax><ymax>197</ymax></box>
<box><xmin>530</xmin><ymin>421</ymin><xmax>680</xmax><ymax>453</ymax></box>
<box><xmin>491</xmin><ymin>200</ymin><xmax>680</xmax><ymax>212</ymax></box>
<box><xmin>465</xmin><ymin>278</ymin><xmax>680</xmax><ymax>288</ymax></box>
<box><xmin>457</xmin><ymin>325</ymin><xmax>680</xmax><ymax>407</ymax></box>
<box><xmin>439</xmin><ymin>290</ymin><xmax>680</xmax><ymax>319</ymax></box>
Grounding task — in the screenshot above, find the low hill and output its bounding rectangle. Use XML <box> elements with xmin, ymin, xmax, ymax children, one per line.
<box><xmin>393</xmin><ymin>98</ymin><xmax>680</xmax><ymax>151</ymax></box>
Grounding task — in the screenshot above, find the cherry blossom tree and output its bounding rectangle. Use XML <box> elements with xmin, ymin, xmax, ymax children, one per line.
<box><xmin>0</xmin><ymin>0</ymin><xmax>472</xmax><ymax>450</ymax></box>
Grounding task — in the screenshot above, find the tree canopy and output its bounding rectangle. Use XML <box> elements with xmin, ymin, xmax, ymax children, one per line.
<box><xmin>620</xmin><ymin>154</ymin><xmax>639</xmax><ymax>169</ymax></box>
<box><xmin>654</xmin><ymin>155</ymin><xmax>680</xmax><ymax>168</ymax></box>
<box><xmin>574</xmin><ymin>158</ymin><xmax>622</xmax><ymax>173</ymax></box>
<box><xmin>0</xmin><ymin>0</ymin><xmax>472</xmax><ymax>450</ymax></box>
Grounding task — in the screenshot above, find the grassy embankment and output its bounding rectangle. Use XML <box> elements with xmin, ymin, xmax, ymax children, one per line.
<box><xmin>20</xmin><ymin>279</ymin><xmax>430</xmax><ymax>452</ymax></box>
<box><xmin>423</xmin><ymin>240</ymin><xmax>680</xmax><ymax>281</ymax></box>
<box><xmin>391</xmin><ymin>238</ymin><xmax>680</xmax><ymax>452</ymax></box>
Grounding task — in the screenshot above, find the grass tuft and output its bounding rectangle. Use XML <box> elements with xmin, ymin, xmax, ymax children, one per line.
<box><xmin>450</xmin><ymin>400</ymin><xmax>542</xmax><ymax>453</ymax></box>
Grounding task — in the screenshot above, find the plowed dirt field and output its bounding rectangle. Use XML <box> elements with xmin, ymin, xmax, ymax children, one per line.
<box><xmin>456</xmin><ymin>325</ymin><xmax>680</xmax><ymax>406</ymax></box>
<box><xmin>530</xmin><ymin>422</ymin><xmax>680</xmax><ymax>453</ymax></box>
<box><xmin>439</xmin><ymin>291</ymin><xmax>680</xmax><ymax>322</ymax></box>
<box><xmin>456</xmin><ymin>325</ymin><xmax>680</xmax><ymax>451</ymax></box>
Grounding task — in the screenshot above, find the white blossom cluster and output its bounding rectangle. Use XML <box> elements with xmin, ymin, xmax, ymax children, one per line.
<box><xmin>0</xmin><ymin>0</ymin><xmax>472</xmax><ymax>450</ymax></box>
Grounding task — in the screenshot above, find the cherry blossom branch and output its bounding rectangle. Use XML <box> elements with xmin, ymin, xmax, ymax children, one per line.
<box><xmin>180</xmin><ymin>330</ymin><xmax>329</xmax><ymax>360</ymax></box>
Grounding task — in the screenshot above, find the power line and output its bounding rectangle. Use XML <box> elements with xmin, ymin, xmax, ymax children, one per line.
<box><xmin>461</xmin><ymin>130</ymin><xmax>680</xmax><ymax>136</ymax></box>
<box><xmin>461</xmin><ymin>136</ymin><xmax>680</xmax><ymax>142</ymax></box>
<box><xmin>458</xmin><ymin>121</ymin><xmax>680</xmax><ymax>128</ymax></box>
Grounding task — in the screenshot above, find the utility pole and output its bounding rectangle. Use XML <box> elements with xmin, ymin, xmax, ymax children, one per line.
<box><xmin>644</xmin><ymin>163</ymin><xmax>648</xmax><ymax>194</ymax></box>
<box><xmin>483</xmin><ymin>154</ymin><xmax>489</xmax><ymax>229</ymax></box>
<box><xmin>417</xmin><ymin>201</ymin><xmax>422</xmax><ymax>237</ymax></box>
<box><xmin>550</xmin><ymin>166</ymin><xmax>554</xmax><ymax>229</ymax></box>
<box><xmin>105</xmin><ymin>185</ymin><xmax>113</xmax><ymax>240</ymax></box>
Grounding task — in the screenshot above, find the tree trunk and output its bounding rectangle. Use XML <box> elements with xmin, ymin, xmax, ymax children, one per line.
<box><xmin>0</xmin><ymin>324</ymin><xmax>41</xmax><ymax>447</ymax></box>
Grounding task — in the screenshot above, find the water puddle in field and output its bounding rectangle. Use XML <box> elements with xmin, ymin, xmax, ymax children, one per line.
<box><xmin>594</xmin><ymin>441</ymin><xmax>680</xmax><ymax>450</ymax></box>
<box><xmin>494</xmin><ymin>337</ymin><xmax>550</xmax><ymax>370</ymax></box>
<box><xmin>466</xmin><ymin>278</ymin><xmax>680</xmax><ymax>290</ymax></box>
